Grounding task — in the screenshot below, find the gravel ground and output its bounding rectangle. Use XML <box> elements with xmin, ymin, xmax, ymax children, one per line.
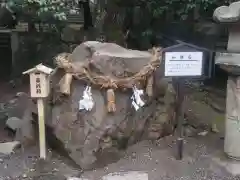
<box><xmin>80</xmin><ymin>134</ymin><xmax>240</xmax><ymax>180</ymax></box>
<box><xmin>1</xmin><ymin>133</ymin><xmax>240</xmax><ymax>180</ymax></box>
<box><xmin>0</xmin><ymin>146</ymin><xmax>80</xmax><ymax>180</ymax></box>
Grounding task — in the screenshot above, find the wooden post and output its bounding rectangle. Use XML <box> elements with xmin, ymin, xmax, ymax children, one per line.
<box><xmin>174</xmin><ymin>78</ymin><xmax>185</xmax><ymax>160</ymax></box>
<box><xmin>37</xmin><ymin>98</ymin><xmax>46</xmax><ymax>159</ymax></box>
<box><xmin>23</xmin><ymin>64</ymin><xmax>53</xmax><ymax>160</ymax></box>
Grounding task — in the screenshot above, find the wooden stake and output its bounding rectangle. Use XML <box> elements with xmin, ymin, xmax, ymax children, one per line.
<box><xmin>37</xmin><ymin>98</ymin><xmax>46</xmax><ymax>159</ymax></box>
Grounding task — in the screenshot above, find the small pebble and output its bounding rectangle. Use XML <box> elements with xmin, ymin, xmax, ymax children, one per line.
<box><xmin>9</xmin><ymin>99</ymin><xmax>17</xmax><ymax>104</ymax></box>
<box><xmin>67</xmin><ymin>177</ymin><xmax>82</xmax><ymax>180</ymax></box>
<box><xmin>22</xmin><ymin>173</ymin><xmax>27</xmax><ymax>178</ymax></box>
<box><xmin>198</xmin><ymin>131</ymin><xmax>208</xmax><ymax>136</ymax></box>
<box><xmin>211</xmin><ymin>123</ymin><xmax>220</xmax><ymax>133</ymax></box>
<box><xmin>53</xmin><ymin>168</ymin><xmax>59</xmax><ymax>172</ymax></box>
<box><xmin>152</xmin><ymin>168</ymin><xmax>157</xmax><ymax>172</ymax></box>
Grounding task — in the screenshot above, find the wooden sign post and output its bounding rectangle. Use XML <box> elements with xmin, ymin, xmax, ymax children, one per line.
<box><xmin>23</xmin><ymin>64</ymin><xmax>53</xmax><ymax>160</ymax></box>
<box><xmin>162</xmin><ymin>42</ymin><xmax>210</xmax><ymax>160</ymax></box>
<box><xmin>172</xmin><ymin>78</ymin><xmax>185</xmax><ymax>160</ymax></box>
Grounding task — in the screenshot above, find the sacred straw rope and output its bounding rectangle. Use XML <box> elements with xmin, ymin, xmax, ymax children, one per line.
<box><xmin>53</xmin><ymin>47</ymin><xmax>162</xmax><ymax>112</ymax></box>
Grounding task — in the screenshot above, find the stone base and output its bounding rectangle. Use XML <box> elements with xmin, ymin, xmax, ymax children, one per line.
<box><xmin>212</xmin><ymin>152</ymin><xmax>240</xmax><ymax>176</ymax></box>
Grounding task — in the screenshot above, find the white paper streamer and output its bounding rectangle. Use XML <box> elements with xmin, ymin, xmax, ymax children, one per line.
<box><xmin>131</xmin><ymin>86</ymin><xmax>145</xmax><ymax>111</ymax></box>
<box><xmin>131</xmin><ymin>96</ymin><xmax>140</xmax><ymax>111</ymax></box>
<box><xmin>79</xmin><ymin>86</ymin><xmax>94</xmax><ymax>111</ymax></box>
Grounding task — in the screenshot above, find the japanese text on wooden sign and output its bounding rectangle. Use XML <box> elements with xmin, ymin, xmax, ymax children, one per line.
<box><xmin>36</xmin><ymin>76</ymin><xmax>41</xmax><ymax>94</ymax></box>
<box><xmin>29</xmin><ymin>73</ymin><xmax>49</xmax><ymax>98</ymax></box>
<box><xmin>164</xmin><ymin>52</ymin><xmax>203</xmax><ymax>77</ymax></box>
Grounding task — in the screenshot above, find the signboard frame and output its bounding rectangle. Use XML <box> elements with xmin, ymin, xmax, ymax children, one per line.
<box><xmin>162</xmin><ymin>41</ymin><xmax>212</xmax><ymax>79</ymax></box>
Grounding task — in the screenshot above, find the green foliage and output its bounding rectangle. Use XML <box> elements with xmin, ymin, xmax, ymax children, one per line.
<box><xmin>145</xmin><ymin>0</ymin><xmax>230</xmax><ymax>20</ymax></box>
<box><xmin>5</xmin><ymin>0</ymin><xmax>68</xmax><ymax>22</ymax></box>
<box><xmin>108</xmin><ymin>0</ymin><xmax>231</xmax><ymax>48</ymax></box>
<box><xmin>112</xmin><ymin>0</ymin><xmax>231</xmax><ymax>20</ymax></box>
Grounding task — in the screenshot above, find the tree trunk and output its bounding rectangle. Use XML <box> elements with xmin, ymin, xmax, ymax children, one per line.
<box><xmin>0</xmin><ymin>7</ymin><xmax>17</xmax><ymax>28</ymax></box>
<box><xmin>79</xmin><ymin>0</ymin><xmax>93</xmax><ymax>30</ymax></box>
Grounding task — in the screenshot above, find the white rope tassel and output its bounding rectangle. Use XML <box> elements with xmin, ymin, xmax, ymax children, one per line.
<box><xmin>79</xmin><ymin>86</ymin><xmax>94</xmax><ymax>111</ymax></box>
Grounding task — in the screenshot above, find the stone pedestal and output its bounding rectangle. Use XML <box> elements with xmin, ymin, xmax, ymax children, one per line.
<box><xmin>214</xmin><ymin>2</ymin><xmax>240</xmax><ymax>159</ymax></box>
<box><xmin>225</xmin><ymin>76</ymin><xmax>240</xmax><ymax>159</ymax></box>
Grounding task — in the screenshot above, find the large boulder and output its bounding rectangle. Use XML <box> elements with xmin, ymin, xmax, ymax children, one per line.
<box><xmin>70</xmin><ymin>41</ymin><xmax>152</xmax><ymax>76</ymax></box>
<box><xmin>48</xmin><ymin>41</ymin><xmax>175</xmax><ymax>169</ymax></box>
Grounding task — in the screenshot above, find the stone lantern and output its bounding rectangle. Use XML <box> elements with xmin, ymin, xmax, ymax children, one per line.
<box><xmin>214</xmin><ymin>1</ymin><xmax>240</xmax><ymax>160</ymax></box>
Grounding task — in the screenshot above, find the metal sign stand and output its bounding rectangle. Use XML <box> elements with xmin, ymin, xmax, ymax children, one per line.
<box><xmin>173</xmin><ymin>78</ymin><xmax>185</xmax><ymax>160</ymax></box>
<box><xmin>162</xmin><ymin>42</ymin><xmax>212</xmax><ymax>160</ymax></box>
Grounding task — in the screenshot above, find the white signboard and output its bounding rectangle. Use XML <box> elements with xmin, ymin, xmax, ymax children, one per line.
<box><xmin>164</xmin><ymin>52</ymin><xmax>203</xmax><ymax>77</ymax></box>
<box><xmin>29</xmin><ymin>73</ymin><xmax>50</xmax><ymax>98</ymax></box>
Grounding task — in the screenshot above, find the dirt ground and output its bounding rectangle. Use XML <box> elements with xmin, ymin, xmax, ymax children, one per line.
<box><xmin>0</xmin><ymin>81</ymin><xmax>29</xmax><ymax>142</ymax></box>
<box><xmin>0</xmin><ymin>80</ymin><xmax>234</xmax><ymax>180</ymax></box>
<box><xmin>80</xmin><ymin>135</ymin><xmax>240</xmax><ymax>180</ymax></box>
